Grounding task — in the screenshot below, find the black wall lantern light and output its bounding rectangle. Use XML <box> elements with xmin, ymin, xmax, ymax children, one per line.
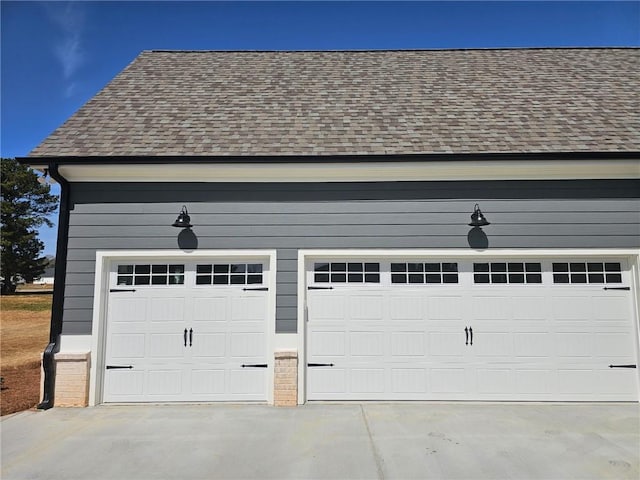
<box><xmin>172</xmin><ymin>205</ymin><xmax>193</xmax><ymax>229</ymax></box>
<box><xmin>468</xmin><ymin>203</ymin><xmax>490</xmax><ymax>227</ymax></box>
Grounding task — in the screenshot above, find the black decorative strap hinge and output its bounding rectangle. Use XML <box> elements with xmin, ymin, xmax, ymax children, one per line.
<box><xmin>609</xmin><ymin>364</ymin><xmax>637</xmax><ymax>368</ymax></box>
<box><xmin>308</xmin><ymin>286</ymin><xmax>333</xmax><ymax>290</ymax></box>
<box><xmin>243</xmin><ymin>287</ymin><xmax>268</xmax><ymax>291</ymax></box>
<box><xmin>110</xmin><ymin>289</ymin><xmax>136</xmax><ymax>292</ymax></box>
<box><xmin>242</xmin><ymin>363</ymin><xmax>268</xmax><ymax>368</ymax></box>
<box><xmin>106</xmin><ymin>365</ymin><xmax>133</xmax><ymax>369</ymax></box>
<box><xmin>307</xmin><ymin>363</ymin><xmax>335</xmax><ymax>367</ymax></box>
<box><xmin>603</xmin><ymin>287</ymin><xmax>630</xmax><ymax>291</ymax></box>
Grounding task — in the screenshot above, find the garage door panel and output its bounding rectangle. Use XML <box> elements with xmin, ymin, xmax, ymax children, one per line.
<box><xmin>110</xmin><ymin>297</ymin><xmax>146</xmax><ymax>323</ymax></box>
<box><xmin>150</xmin><ymin>333</ymin><xmax>185</xmax><ymax>358</ymax></box>
<box><xmin>557</xmin><ymin>369</ymin><xmax>594</xmax><ymax>394</ymax></box>
<box><xmin>595</xmin><ymin>333</ymin><xmax>636</xmax><ymax>357</ymax></box>
<box><xmin>151</xmin><ymin>297</ymin><xmax>186</xmax><ymax>322</ymax></box>
<box><xmin>308</xmin><ymin>368</ymin><xmax>347</xmax><ymax>395</ymax></box>
<box><xmin>191</xmin><ymin>369</ymin><xmax>225</xmax><ymax>394</ymax></box>
<box><xmin>552</xmin><ymin>296</ymin><xmax>592</xmax><ymax>321</ymax></box>
<box><xmin>514</xmin><ymin>333</ymin><xmax>551</xmax><ymax>358</ymax></box>
<box><xmin>193</xmin><ymin>297</ymin><xmax>227</xmax><ymax>322</ymax></box>
<box><xmin>392</xmin><ymin>368</ymin><xmax>427</xmax><ymax>393</ymax></box>
<box><xmin>515</xmin><ymin>369</ymin><xmax>552</xmax><ymax>394</ymax></box>
<box><xmin>351</xmin><ymin>369</ymin><xmax>385</xmax><ymax>393</ymax></box>
<box><xmin>105</xmin><ymin>370</ymin><xmax>145</xmax><ymax>396</ymax></box>
<box><xmin>429</xmin><ymin>331</ymin><xmax>465</xmax><ymax>357</ymax></box>
<box><xmin>109</xmin><ymin>333</ymin><xmax>146</xmax><ymax>359</ymax></box>
<box><xmin>474</xmin><ymin>332</ymin><xmax>514</xmax><ymax>357</ymax></box>
<box><xmin>426</xmin><ymin>296</ymin><xmax>463</xmax><ymax>320</ymax></box>
<box><xmin>472</xmin><ymin>296</ymin><xmax>511</xmax><ymax>320</ymax></box>
<box><xmin>512</xmin><ymin>297</ymin><xmax>547</xmax><ymax>320</ymax></box>
<box><xmin>147</xmin><ymin>369</ymin><xmax>182</xmax><ymax>396</ymax></box>
<box><xmin>350</xmin><ymin>295</ymin><xmax>384</xmax><ymax>320</ymax></box>
<box><xmin>556</xmin><ymin>333</ymin><xmax>594</xmax><ymax>357</ymax></box>
<box><xmin>595</xmin><ymin>370</ymin><xmax>639</xmax><ymax>396</ymax></box>
<box><xmin>230</xmin><ymin>332</ymin><xmax>265</xmax><ymax>358</ymax></box>
<box><xmin>308</xmin><ymin>294</ymin><xmax>345</xmax><ymax>320</ymax></box>
<box><xmin>477</xmin><ymin>368</ymin><xmax>515</xmax><ymax>394</ymax></box>
<box><xmin>229</xmin><ymin>369</ymin><xmax>266</xmax><ymax>395</ymax></box>
<box><xmin>390</xmin><ymin>296</ymin><xmax>423</xmax><ymax>320</ymax></box>
<box><xmin>310</xmin><ymin>331</ymin><xmax>345</xmax><ymax>356</ymax></box>
<box><xmin>391</xmin><ymin>332</ymin><xmax>426</xmax><ymax>356</ymax></box>
<box><xmin>431</xmin><ymin>368</ymin><xmax>466</xmax><ymax>393</ymax></box>
<box><xmin>191</xmin><ymin>333</ymin><xmax>226</xmax><ymax>358</ymax></box>
<box><xmin>350</xmin><ymin>331</ymin><xmax>384</xmax><ymax>356</ymax></box>
<box><xmin>594</xmin><ymin>296</ymin><xmax>631</xmax><ymax>321</ymax></box>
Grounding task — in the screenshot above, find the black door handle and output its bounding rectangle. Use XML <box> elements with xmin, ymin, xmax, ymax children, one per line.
<box><xmin>189</xmin><ymin>328</ymin><xmax>193</xmax><ymax>347</ymax></box>
<box><xmin>469</xmin><ymin>327</ymin><xmax>473</xmax><ymax>346</ymax></box>
<box><xmin>184</xmin><ymin>328</ymin><xmax>188</xmax><ymax>347</ymax></box>
<box><xmin>465</xmin><ymin>327</ymin><xmax>469</xmax><ymax>345</ymax></box>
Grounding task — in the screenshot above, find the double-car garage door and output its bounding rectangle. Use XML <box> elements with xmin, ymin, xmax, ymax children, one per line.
<box><xmin>306</xmin><ymin>257</ymin><xmax>639</xmax><ymax>401</ymax></box>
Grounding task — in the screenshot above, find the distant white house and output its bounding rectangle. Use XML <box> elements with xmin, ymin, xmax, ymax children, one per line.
<box><xmin>33</xmin><ymin>267</ymin><xmax>55</xmax><ymax>285</ymax></box>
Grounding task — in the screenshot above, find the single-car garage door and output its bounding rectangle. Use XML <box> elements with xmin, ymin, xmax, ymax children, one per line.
<box><xmin>104</xmin><ymin>258</ymin><xmax>270</xmax><ymax>402</ymax></box>
<box><xmin>306</xmin><ymin>257</ymin><xmax>639</xmax><ymax>401</ymax></box>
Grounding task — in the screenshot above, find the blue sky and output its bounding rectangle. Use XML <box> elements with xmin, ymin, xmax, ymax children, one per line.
<box><xmin>1</xmin><ymin>1</ymin><xmax>639</xmax><ymax>255</ymax></box>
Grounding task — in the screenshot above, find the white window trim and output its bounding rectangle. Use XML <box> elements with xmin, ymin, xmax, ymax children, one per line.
<box><xmin>89</xmin><ymin>249</ymin><xmax>277</xmax><ymax>406</ymax></box>
<box><xmin>297</xmin><ymin>248</ymin><xmax>640</xmax><ymax>405</ymax></box>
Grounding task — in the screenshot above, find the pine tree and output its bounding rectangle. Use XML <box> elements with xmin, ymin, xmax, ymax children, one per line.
<box><xmin>1</xmin><ymin>158</ymin><xmax>58</xmax><ymax>293</ymax></box>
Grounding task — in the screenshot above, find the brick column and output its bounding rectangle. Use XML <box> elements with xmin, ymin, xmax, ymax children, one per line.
<box><xmin>274</xmin><ymin>350</ymin><xmax>298</xmax><ymax>406</ymax></box>
<box><xmin>52</xmin><ymin>352</ymin><xmax>91</xmax><ymax>407</ymax></box>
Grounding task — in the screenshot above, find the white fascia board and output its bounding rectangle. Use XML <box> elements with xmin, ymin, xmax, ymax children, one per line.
<box><xmin>58</xmin><ymin>158</ymin><xmax>640</xmax><ymax>183</ymax></box>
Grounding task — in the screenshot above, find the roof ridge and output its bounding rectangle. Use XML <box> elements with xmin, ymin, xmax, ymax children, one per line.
<box><xmin>146</xmin><ymin>47</ymin><xmax>640</xmax><ymax>53</ymax></box>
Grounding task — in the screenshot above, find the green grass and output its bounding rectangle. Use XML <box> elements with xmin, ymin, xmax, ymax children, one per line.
<box><xmin>0</xmin><ymin>294</ymin><xmax>53</xmax><ymax>312</ymax></box>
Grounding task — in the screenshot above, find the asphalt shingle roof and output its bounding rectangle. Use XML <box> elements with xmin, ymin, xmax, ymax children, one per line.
<box><xmin>30</xmin><ymin>48</ymin><xmax>640</xmax><ymax>157</ymax></box>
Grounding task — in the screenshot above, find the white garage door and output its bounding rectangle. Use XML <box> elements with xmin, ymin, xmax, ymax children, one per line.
<box><xmin>306</xmin><ymin>257</ymin><xmax>639</xmax><ymax>401</ymax></box>
<box><xmin>104</xmin><ymin>259</ymin><xmax>270</xmax><ymax>402</ymax></box>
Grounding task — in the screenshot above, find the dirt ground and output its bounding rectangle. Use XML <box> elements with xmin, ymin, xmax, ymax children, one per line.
<box><xmin>1</xmin><ymin>294</ymin><xmax>51</xmax><ymax>415</ymax></box>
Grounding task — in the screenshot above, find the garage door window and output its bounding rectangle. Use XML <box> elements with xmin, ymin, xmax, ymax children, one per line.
<box><xmin>196</xmin><ymin>263</ymin><xmax>263</xmax><ymax>285</ymax></box>
<box><xmin>314</xmin><ymin>262</ymin><xmax>380</xmax><ymax>284</ymax></box>
<box><xmin>552</xmin><ymin>262</ymin><xmax>622</xmax><ymax>284</ymax></box>
<box><xmin>473</xmin><ymin>262</ymin><xmax>542</xmax><ymax>284</ymax></box>
<box><xmin>117</xmin><ymin>264</ymin><xmax>185</xmax><ymax>286</ymax></box>
<box><xmin>391</xmin><ymin>262</ymin><xmax>459</xmax><ymax>284</ymax></box>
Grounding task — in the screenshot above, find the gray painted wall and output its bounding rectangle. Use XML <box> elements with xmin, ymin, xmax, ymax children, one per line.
<box><xmin>63</xmin><ymin>180</ymin><xmax>640</xmax><ymax>335</ymax></box>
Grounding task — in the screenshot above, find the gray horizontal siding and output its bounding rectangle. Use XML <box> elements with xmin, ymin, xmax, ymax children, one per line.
<box><xmin>62</xmin><ymin>180</ymin><xmax>640</xmax><ymax>335</ymax></box>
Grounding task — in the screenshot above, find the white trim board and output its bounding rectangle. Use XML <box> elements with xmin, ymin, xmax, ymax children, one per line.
<box><xmin>55</xmin><ymin>159</ymin><xmax>640</xmax><ymax>183</ymax></box>
<box><xmin>296</xmin><ymin>248</ymin><xmax>640</xmax><ymax>405</ymax></box>
<box><xmin>89</xmin><ymin>249</ymin><xmax>277</xmax><ymax>406</ymax></box>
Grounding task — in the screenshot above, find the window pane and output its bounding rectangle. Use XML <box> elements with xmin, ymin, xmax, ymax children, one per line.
<box><xmin>443</xmin><ymin>274</ymin><xmax>458</xmax><ymax>284</ymax></box>
<box><xmin>424</xmin><ymin>263</ymin><xmax>440</xmax><ymax>272</ymax></box>
<box><xmin>554</xmin><ymin>273</ymin><xmax>569</xmax><ymax>283</ymax></box>
<box><xmin>571</xmin><ymin>274</ymin><xmax>587</xmax><ymax>283</ymax></box>
<box><xmin>442</xmin><ymin>263</ymin><xmax>458</xmax><ymax>272</ymax></box>
<box><xmin>348</xmin><ymin>273</ymin><xmax>363</xmax><ymax>282</ymax></box>
<box><xmin>152</xmin><ymin>265</ymin><xmax>168</xmax><ymax>274</ymax></box>
<box><xmin>196</xmin><ymin>276</ymin><xmax>211</xmax><ymax>285</ymax></box>
<box><xmin>196</xmin><ymin>264</ymin><xmax>212</xmax><ymax>274</ymax></box>
<box><xmin>474</xmin><ymin>274</ymin><xmax>490</xmax><ymax>283</ymax></box>
<box><xmin>391</xmin><ymin>263</ymin><xmax>406</xmax><ymax>272</ymax></box>
<box><xmin>247</xmin><ymin>264</ymin><xmax>263</xmax><ymax>273</ymax></box>
<box><xmin>588</xmin><ymin>273</ymin><xmax>605</xmax><ymax>283</ymax></box>
<box><xmin>491</xmin><ymin>273</ymin><xmax>507</xmax><ymax>283</ymax></box>
<box><xmin>605</xmin><ymin>263</ymin><xmax>621</xmax><ymax>272</ymax></box>
<box><xmin>606</xmin><ymin>273</ymin><xmax>622</xmax><ymax>283</ymax></box>
<box><xmin>509</xmin><ymin>274</ymin><xmax>525</xmax><ymax>283</ymax></box>
<box><xmin>425</xmin><ymin>274</ymin><xmax>441</xmax><ymax>283</ymax></box>
<box><xmin>331</xmin><ymin>273</ymin><xmax>346</xmax><ymax>282</ymax></box>
<box><xmin>231</xmin><ymin>264</ymin><xmax>246</xmax><ymax>273</ymax></box>
<box><xmin>118</xmin><ymin>265</ymin><xmax>134</xmax><ymax>274</ymax></box>
<box><xmin>348</xmin><ymin>263</ymin><xmax>363</xmax><ymax>272</ymax></box>
<box><xmin>364</xmin><ymin>263</ymin><xmax>380</xmax><ymax>272</ymax></box>
<box><xmin>409</xmin><ymin>274</ymin><xmax>423</xmax><ymax>283</ymax></box>
<box><xmin>391</xmin><ymin>274</ymin><xmax>406</xmax><ymax>283</ymax></box>
<box><xmin>331</xmin><ymin>263</ymin><xmax>347</xmax><ymax>272</ymax></box>
<box><xmin>553</xmin><ymin>263</ymin><xmax>569</xmax><ymax>272</ymax></box>
<box><xmin>491</xmin><ymin>263</ymin><xmax>507</xmax><ymax>273</ymax></box>
<box><xmin>587</xmin><ymin>263</ymin><xmax>603</xmax><ymax>272</ymax></box>
<box><xmin>230</xmin><ymin>275</ymin><xmax>245</xmax><ymax>284</ymax></box>
<box><xmin>526</xmin><ymin>274</ymin><xmax>542</xmax><ymax>284</ymax></box>
<box><xmin>134</xmin><ymin>276</ymin><xmax>150</xmax><ymax>285</ymax></box>
<box><xmin>169</xmin><ymin>264</ymin><xmax>184</xmax><ymax>274</ymax></box>
<box><xmin>525</xmin><ymin>263</ymin><xmax>541</xmax><ymax>272</ymax></box>
<box><xmin>135</xmin><ymin>264</ymin><xmax>150</xmax><ymax>274</ymax></box>
<box><xmin>247</xmin><ymin>275</ymin><xmax>262</xmax><ymax>284</ymax></box>
<box><xmin>474</xmin><ymin>263</ymin><xmax>489</xmax><ymax>272</ymax></box>
<box><xmin>169</xmin><ymin>275</ymin><xmax>184</xmax><ymax>285</ymax></box>
<box><xmin>409</xmin><ymin>263</ymin><xmax>425</xmax><ymax>272</ymax></box>
<box><xmin>364</xmin><ymin>273</ymin><xmax>380</xmax><ymax>283</ymax></box>
<box><xmin>117</xmin><ymin>276</ymin><xmax>133</xmax><ymax>285</ymax></box>
<box><xmin>214</xmin><ymin>264</ymin><xmax>229</xmax><ymax>273</ymax></box>
<box><xmin>152</xmin><ymin>276</ymin><xmax>167</xmax><ymax>285</ymax></box>
<box><xmin>213</xmin><ymin>275</ymin><xmax>228</xmax><ymax>285</ymax></box>
<box><xmin>314</xmin><ymin>263</ymin><xmax>329</xmax><ymax>272</ymax></box>
<box><xmin>570</xmin><ymin>263</ymin><xmax>586</xmax><ymax>272</ymax></box>
<box><xmin>314</xmin><ymin>273</ymin><xmax>329</xmax><ymax>283</ymax></box>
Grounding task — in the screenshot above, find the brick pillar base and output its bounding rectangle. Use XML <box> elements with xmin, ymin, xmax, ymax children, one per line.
<box><xmin>49</xmin><ymin>352</ymin><xmax>90</xmax><ymax>407</ymax></box>
<box><xmin>274</xmin><ymin>350</ymin><xmax>298</xmax><ymax>406</ymax></box>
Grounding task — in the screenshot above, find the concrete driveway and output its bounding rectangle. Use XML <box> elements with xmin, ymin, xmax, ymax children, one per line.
<box><xmin>2</xmin><ymin>403</ymin><xmax>638</xmax><ymax>480</ymax></box>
